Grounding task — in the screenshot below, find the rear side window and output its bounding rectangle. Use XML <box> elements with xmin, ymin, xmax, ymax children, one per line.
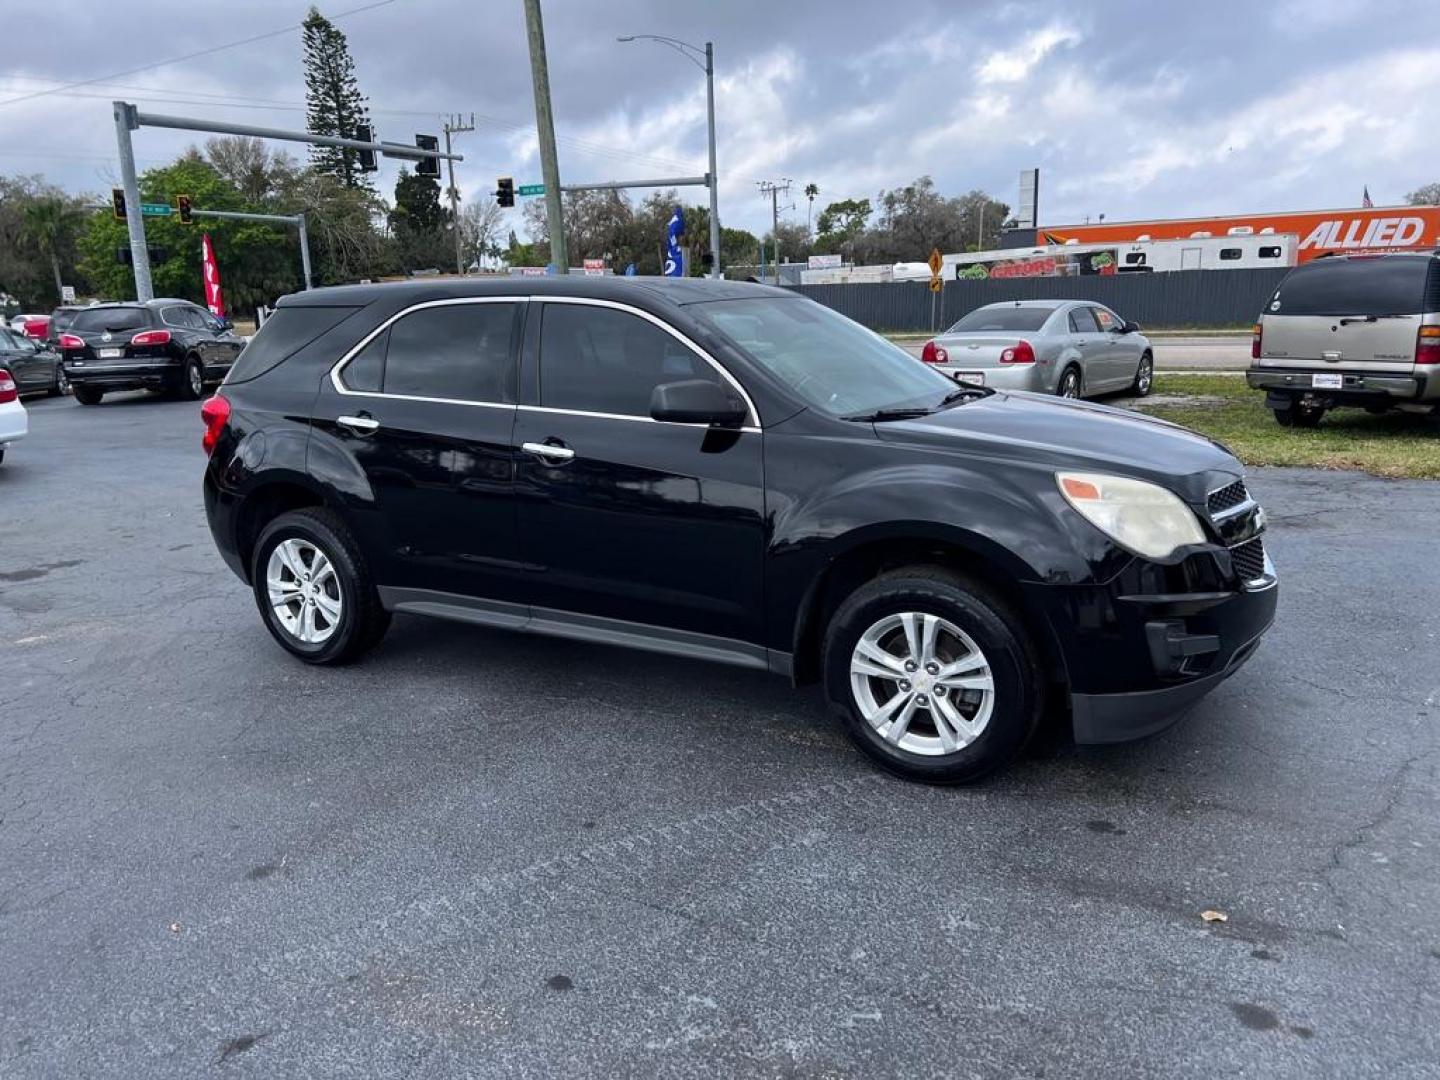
<box><xmin>947</xmin><ymin>305</ymin><xmax>1056</xmax><ymax>332</ymax></box>
<box><xmin>1270</xmin><ymin>257</ymin><xmax>1435</xmax><ymax>316</ymax></box>
<box><xmin>70</xmin><ymin>307</ymin><xmax>148</xmax><ymax>332</ymax></box>
<box><xmin>226</xmin><ymin>306</ymin><xmax>360</xmax><ymax>384</ymax></box>
<box><xmin>539</xmin><ymin>303</ymin><xmax>718</xmax><ymax>416</ymax></box>
<box><xmin>1069</xmin><ymin>308</ymin><xmax>1099</xmax><ymax>333</ymax></box>
<box><xmin>1220</xmin><ymin>248</ymin><xmax>1242</xmax><ymax>261</ymax></box>
<box><xmin>1259</xmin><ymin>246</ymin><xmax>1282</xmax><ymax>259</ymax></box>
<box><xmin>381</xmin><ymin>302</ymin><xmax>517</xmax><ymax>402</ymax></box>
<box><xmin>1124</xmin><ymin>253</ymin><xmax>1146</xmax><ymax>265</ymax></box>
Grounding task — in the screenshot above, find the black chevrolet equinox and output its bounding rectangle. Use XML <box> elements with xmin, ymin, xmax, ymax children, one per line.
<box><xmin>203</xmin><ymin>278</ymin><xmax>1277</xmax><ymax>783</ymax></box>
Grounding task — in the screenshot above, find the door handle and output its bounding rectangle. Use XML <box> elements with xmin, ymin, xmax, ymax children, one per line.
<box><xmin>337</xmin><ymin>414</ymin><xmax>380</xmax><ymax>434</ymax></box>
<box><xmin>522</xmin><ymin>441</ymin><xmax>575</xmax><ymax>463</ymax></box>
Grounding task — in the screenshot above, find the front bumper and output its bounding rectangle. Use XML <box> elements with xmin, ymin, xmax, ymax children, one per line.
<box><xmin>1246</xmin><ymin>365</ymin><xmax>1437</xmax><ymax>404</ymax></box>
<box><xmin>65</xmin><ymin>360</ymin><xmax>179</xmax><ymax>391</ymax></box>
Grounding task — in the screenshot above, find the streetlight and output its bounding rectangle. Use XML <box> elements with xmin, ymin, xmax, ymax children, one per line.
<box><xmin>617</xmin><ymin>34</ymin><xmax>720</xmax><ymax>279</ymax></box>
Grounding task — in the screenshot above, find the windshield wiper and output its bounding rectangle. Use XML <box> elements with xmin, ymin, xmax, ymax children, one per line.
<box><xmin>937</xmin><ymin>384</ymin><xmax>993</xmax><ymax>408</ymax></box>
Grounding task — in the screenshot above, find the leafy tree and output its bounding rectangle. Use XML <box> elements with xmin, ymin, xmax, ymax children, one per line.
<box><xmin>274</xmin><ymin>169</ymin><xmax>392</xmax><ymax>284</ymax></box>
<box><xmin>302</xmin><ymin>6</ymin><xmax>373</xmax><ymax>190</ymax></box>
<box><xmin>0</xmin><ymin>176</ymin><xmax>91</xmax><ymax>308</ymax></box>
<box><xmin>804</xmin><ymin>182</ymin><xmax>819</xmax><ymax>234</ymax></box>
<box><xmin>1406</xmin><ymin>182</ymin><xmax>1440</xmax><ymax>206</ymax></box>
<box><xmin>814</xmin><ymin>197</ymin><xmax>871</xmax><ymax>253</ymax></box>
<box><xmin>459</xmin><ymin>196</ymin><xmax>505</xmax><ymax>270</ymax></box>
<box><xmin>389</xmin><ymin>167</ymin><xmax>451</xmax><ymax>271</ymax></box>
<box><xmin>204</xmin><ymin>136</ymin><xmax>298</xmax><ymax>203</ymax></box>
<box><xmin>851</xmin><ymin>177</ymin><xmax>1008</xmax><ymax>263</ymax></box>
<box><xmin>762</xmin><ymin>220</ymin><xmax>812</xmax><ymax>266</ymax></box>
<box><xmin>21</xmin><ymin>196</ymin><xmax>84</xmax><ymax>304</ymax></box>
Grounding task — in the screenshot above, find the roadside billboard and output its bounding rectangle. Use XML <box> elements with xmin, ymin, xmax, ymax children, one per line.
<box><xmin>954</xmin><ymin>248</ymin><xmax>1117</xmax><ymax>280</ymax></box>
<box><xmin>1039</xmin><ymin>205</ymin><xmax>1440</xmax><ymax>263</ymax></box>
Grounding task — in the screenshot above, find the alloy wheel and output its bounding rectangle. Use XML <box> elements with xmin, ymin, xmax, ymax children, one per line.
<box><xmin>55</xmin><ymin>367</ymin><xmax>69</xmax><ymax>394</ymax></box>
<box><xmin>1137</xmin><ymin>357</ymin><xmax>1153</xmax><ymax>394</ymax></box>
<box><xmin>849</xmin><ymin>612</ymin><xmax>994</xmax><ymax>756</ymax></box>
<box><xmin>1060</xmin><ymin>371</ymin><xmax>1080</xmax><ymax>398</ymax></box>
<box><xmin>188</xmin><ymin>363</ymin><xmax>204</xmax><ymax>397</ymax></box>
<box><xmin>265</xmin><ymin>538</ymin><xmax>343</xmax><ymax>644</ymax></box>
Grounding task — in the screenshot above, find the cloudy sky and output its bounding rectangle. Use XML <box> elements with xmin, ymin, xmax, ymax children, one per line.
<box><xmin>3</xmin><ymin>0</ymin><xmax>1439</xmax><ymax>238</ymax></box>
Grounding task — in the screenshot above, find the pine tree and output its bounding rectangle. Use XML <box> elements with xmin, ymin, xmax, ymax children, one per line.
<box><xmin>302</xmin><ymin>6</ymin><xmax>373</xmax><ymax>190</ymax></box>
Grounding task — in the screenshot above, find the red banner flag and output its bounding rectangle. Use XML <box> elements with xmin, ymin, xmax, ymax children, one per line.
<box><xmin>201</xmin><ymin>232</ymin><xmax>225</xmax><ymax>318</ymax></box>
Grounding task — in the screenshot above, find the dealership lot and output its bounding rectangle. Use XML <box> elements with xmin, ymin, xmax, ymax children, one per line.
<box><xmin>2</xmin><ymin>394</ymin><xmax>1437</xmax><ymax>1077</ymax></box>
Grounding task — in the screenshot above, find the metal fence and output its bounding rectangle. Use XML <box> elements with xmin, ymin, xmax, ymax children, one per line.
<box><xmin>787</xmin><ymin>267</ymin><xmax>1289</xmax><ymax>331</ymax></box>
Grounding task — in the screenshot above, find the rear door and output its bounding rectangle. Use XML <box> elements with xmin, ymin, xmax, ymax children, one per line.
<box><xmin>312</xmin><ymin>298</ymin><xmax>525</xmax><ymax>603</ymax></box>
<box><xmin>1067</xmin><ymin>306</ymin><xmax>1104</xmax><ymax>389</ymax></box>
<box><xmin>1259</xmin><ymin>256</ymin><xmax>1434</xmax><ymax>375</ymax></box>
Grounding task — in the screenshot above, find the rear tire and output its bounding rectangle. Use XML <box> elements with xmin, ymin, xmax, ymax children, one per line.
<box><xmin>822</xmin><ymin>567</ymin><xmax>1043</xmax><ymax>784</ymax></box>
<box><xmin>1131</xmin><ymin>352</ymin><xmax>1154</xmax><ymax>397</ymax></box>
<box><xmin>1058</xmin><ymin>366</ymin><xmax>1082</xmax><ymax>399</ymax></box>
<box><xmin>251</xmin><ymin>508</ymin><xmax>391</xmax><ymax>665</ymax></box>
<box><xmin>1272</xmin><ymin>399</ymin><xmax>1324</xmax><ymax>428</ymax></box>
<box><xmin>49</xmin><ymin>366</ymin><xmax>69</xmax><ymax>397</ymax></box>
<box><xmin>177</xmin><ymin>356</ymin><xmax>205</xmax><ymax>401</ymax></box>
<box><xmin>73</xmin><ymin>386</ymin><xmax>103</xmax><ymax>406</ymax></box>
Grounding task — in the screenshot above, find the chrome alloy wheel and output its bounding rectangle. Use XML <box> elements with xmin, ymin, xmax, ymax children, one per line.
<box><xmin>849</xmin><ymin>612</ymin><xmax>994</xmax><ymax>756</ymax></box>
<box><xmin>266</xmin><ymin>538</ymin><xmax>342</xmax><ymax>644</ymax></box>
<box><xmin>188</xmin><ymin>362</ymin><xmax>204</xmax><ymax>397</ymax></box>
<box><xmin>1136</xmin><ymin>356</ymin><xmax>1153</xmax><ymax>394</ymax></box>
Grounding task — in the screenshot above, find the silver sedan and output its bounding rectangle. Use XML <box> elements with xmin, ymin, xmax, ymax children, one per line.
<box><xmin>920</xmin><ymin>300</ymin><xmax>1154</xmax><ymax>398</ymax></box>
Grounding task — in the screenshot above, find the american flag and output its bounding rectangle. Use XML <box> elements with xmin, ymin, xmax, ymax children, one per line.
<box><xmin>1362</xmin><ymin>186</ymin><xmax>1374</xmax><ymax>208</ymax></box>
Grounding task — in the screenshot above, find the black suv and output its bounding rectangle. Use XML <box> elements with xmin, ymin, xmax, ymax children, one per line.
<box><xmin>203</xmin><ymin>278</ymin><xmax>1277</xmax><ymax>783</ymax></box>
<box><xmin>60</xmin><ymin>299</ymin><xmax>243</xmax><ymax>405</ymax></box>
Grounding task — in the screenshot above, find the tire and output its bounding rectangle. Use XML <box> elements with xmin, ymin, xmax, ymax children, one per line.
<box><xmin>822</xmin><ymin>567</ymin><xmax>1043</xmax><ymax>784</ymax></box>
<box><xmin>1058</xmin><ymin>366</ymin><xmax>1082</xmax><ymax>399</ymax></box>
<box><xmin>0</xmin><ymin>447</ymin><xmax>6</xmax><ymax>465</ymax></box>
<box><xmin>73</xmin><ymin>386</ymin><xmax>103</xmax><ymax>406</ymax></box>
<box><xmin>49</xmin><ymin>365</ymin><xmax>69</xmax><ymax>397</ymax></box>
<box><xmin>177</xmin><ymin>356</ymin><xmax>205</xmax><ymax>401</ymax></box>
<box><xmin>251</xmin><ymin>508</ymin><xmax>391</xmax><ymax>665</ymax></box>
<box><xmin>1272</xmin><ymin>399</ymin><xmax>1323</xmax><ymax>428</ymax></box>
<box><xmin>1131</xmin><ymin>352</ymin><xmax>1154</xmax><ymax>397</ymax></box>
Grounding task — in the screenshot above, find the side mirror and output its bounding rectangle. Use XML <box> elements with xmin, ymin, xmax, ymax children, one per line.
<box><xmin>218</xmin><ymin>317</ymin><xmax>234</xmax><ymax>331</ymax></box>
<box><xmin>1121</xmin><ymin>320</ymin><xmax>1141</xmax><ymax>334</ymax></box>
<box><xmin>650</xmin><ymin>379</ymin><xmax>747</xmax><ymax>427</ymax></box>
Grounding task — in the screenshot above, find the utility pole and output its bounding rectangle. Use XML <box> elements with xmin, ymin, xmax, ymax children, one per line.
<box><xmin>523</xmin><ymin>0</ymin><xmax>567</xmax><ymax>273</ymax></box>
<box><xmin>703</xmin><ymin>42</ymin><xmax>720</xmax><ymax>280</ymax></box>
<box><xmin>113</xmin><ymin>101</ymin><xmax>152</xmax><ymax>301</ymax></box>
<box><xmin>757</xmin><ymin>179</ymin><xmax>791</xmax><ymax>284</ymax></box>
<box><xmin>444</xmin><ymin>113</ymin><xmax>475</xmax><ymax>275</ymax></box>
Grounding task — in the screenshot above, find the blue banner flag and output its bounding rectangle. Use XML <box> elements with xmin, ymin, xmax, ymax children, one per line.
<box><xmin>664</xmin><ymin>206</ymin><xmax>686</xmax><ymax>277</ymax></box>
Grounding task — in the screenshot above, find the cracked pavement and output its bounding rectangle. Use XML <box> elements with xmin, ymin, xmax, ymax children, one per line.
<box><xmin>1</xmin><ymin>392</ymin><xmax>1438</xmax><ymax>1077</ymax></box>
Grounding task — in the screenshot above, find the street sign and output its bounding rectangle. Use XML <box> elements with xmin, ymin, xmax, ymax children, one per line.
<box><xmin>927</xmin><ymin>247</ymin><xmax>944</xmax><ymax>276</ymax></box>
<box><xmin>583</xmin><ymin>258</ymin><xmax>607</xmax><ymax>276</ymax></box>
<box><xmin>929</xmin><ymin>277</ymin><xmax>943</xmax><ymax>293</ymax></box>
<box><xmin>518</xmin><ymin>183</ymin><xmax>545</xmax><ymax>196</ymax></box>
<box><xmin>140</xmin><ymin>203</ymin><xmax>172</xmax><ymax>217</ymax></box>
<box><xmin>60</xmin><ymin>285</ymin><xmax>76</xmax><ymax>303</ymax></box>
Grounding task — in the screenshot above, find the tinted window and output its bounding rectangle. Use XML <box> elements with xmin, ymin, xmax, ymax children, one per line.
<box><xmin>1271</xmin><ymin>257</ymin><xmax>1435</xmax><ymax>316</ymax></box>
<box><xmin>50</xmin><ymin>309</ymin><xmax>79</xmax><ymax>330</ymax></box>
<box><xmin>1124</xmin><ymin>253</ymin><xmax>1146</xmax><ymax>265</ymax></box>
<box><xmin>70</xmin><ymin>307</ymin><xmax>149</xmax><ymax>332</ymax></box>
<box><xmin>947</xmin><ymin>305</ymin><xmax>1056</xmax><ymax>332</ymax></box>
<box><xmin>226</xmin><ymin>305</ymin><xmax>361</xmax><ymax>384</ymax></box>
<box><xmin>1069</xmin><ymin>307</ymin><xmax>1099</xmax><ymax>333</ymax></box>
<box><xmin>539</xmin><ymin>304</ymin><xmax>718</xmax><ymax>416</ymax></box>
<box><xmin>341</xmin><ymin>330</ymin><xmax>386</xmax><ymax>392</ymax></box>
<box><xmin>1220</xmin><ymin>248</ymin><xmax>1242</xmax><ymax>261</ymax></box>
<box><xmin>383</xmin><ymin>303</ymin><xmax>516</xmax><ymax>402</ymax></box>
<box><xmin>1092</xmin><ymin>308</ymin><xmax>1119</xmax><ymax>331</ymax></box>
<box><xmin>0</xmin><ymin>329</ymin><xmax>17</xmax><ymax>349</ymax></box>
<box><xmin>1259</xmin><ymin>246</ymin><xmax>1282</xmax><ymax>259</ymax></box>
<box><xmin>161</xmin><ymin>306</ymin><xmax>193</xmax><ymax>328</ymax></box>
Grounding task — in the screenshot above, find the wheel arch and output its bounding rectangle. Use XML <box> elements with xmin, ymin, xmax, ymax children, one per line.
<box><xmin>233</xmin><ymin>472</ymin><xmax>331</xmax><ymax>583</ymax></box>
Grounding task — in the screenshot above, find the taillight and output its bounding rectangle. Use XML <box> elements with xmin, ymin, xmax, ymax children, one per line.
<box><xmin>1417</xmin><ymin>325</ymin><xmax>1440</xmax><ymax>365</ymax></box>
<box><xmin>130</xmin><ymin>329</ymin><xmax>171</xmax><ymax>347</ymax></box>
<box><xmin>999</xmin><ymin>340</ymin><xmax>1036</xmax><ymax>364</ymax></box>
<box><xmin>0</xmin><ymin>368</ymin><xmax>16</xmax><ymax>404</ymax></box>
<box><xmin>201</xmin><ymin>394</ymin><xmax>230</xmax><ymax>455</ymax></box>
<box><xmin>920</xmin><ymin>340</ymin><xmax>949</xmax><ymax>364</ymax></box>
<box><xmin>1251</xmin><ymin>321</ymin><xmax>1263</xmax><ymax>360</ymax></box>
<box><xmin>58</xmin><ymin>333</ymin><xmax>85</xmax><ymax>350</ymax></box>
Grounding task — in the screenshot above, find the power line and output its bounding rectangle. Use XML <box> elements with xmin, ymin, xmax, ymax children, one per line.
<box><xmin>0</xmin><ymin>0</ymin><xmax>401</xmax><ymax>109</ymax></box>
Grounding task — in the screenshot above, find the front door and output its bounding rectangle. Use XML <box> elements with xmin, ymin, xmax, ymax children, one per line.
<box><xmin>1090</xmin><ymin>306</ymin><xmax>1141</xmax><ymax>389</ymax></box>
<box><xmin>310</xmin><ymin>298</ymin><xmax>525</xmax><ymax>603</ymax></box>
<box><xmin>512</xmin><ymin>299</ymin><xmax>767</xmax><ymax>652</ymax></box>
<box><xmin>0</xmin><ymin>329</ymin><xmax>50</xmax><ymax>392</ymax></box>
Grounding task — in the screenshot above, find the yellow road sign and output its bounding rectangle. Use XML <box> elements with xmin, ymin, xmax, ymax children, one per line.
<box><xmin>929</xmin><ymin>277</ymin><xmax>943</xmax><ymax>293</ymax></box>
<box><xmin>927</xmin><ymin>247</ymin><xmax>944</xmax><ymax>276</ymax></box>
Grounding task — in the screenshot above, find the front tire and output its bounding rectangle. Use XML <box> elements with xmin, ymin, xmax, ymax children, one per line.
<box><xmin>823</xmin><ymin>568</ymin><xmax>1043</xmax><ymax>784</ymax></box>
<box><xmin>251</xmin><ymin>508</ymin><xmax>390</xmax><ymax>665</ymax></box>
<box><xmin>50</xmin><ymin>366</ymin><xmax>69</xmax><ymax>397</ymax></box>
<box><xmin>177</xmin><ymin>356</ymin><xmax>205</xmax><ymax>401</ymax></box>
<box><xmin>73</xmin><ymin>386</ymin><xmax>103</xmax><ymax>406</ymax></box>
<box><xmin>1058</xmin><ymin>366</ymin><xmax>1082</xmax><ymax>399</ymax></box>
<box><xmin>1131</xmin><ymin>352</ymin><xmax>1154</xmax><ymax>396</ymax></box>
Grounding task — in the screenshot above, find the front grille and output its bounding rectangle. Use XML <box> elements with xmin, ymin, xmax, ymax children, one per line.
<box><xmin>1231</xmin><ymin>537</ymin><xmax>1266</xmax><ymax>582</ymax></box>
<box><xmin>1208</xmin><ymin>480</ymin><xmax>1249</xmax><ymax>516</ymax></box>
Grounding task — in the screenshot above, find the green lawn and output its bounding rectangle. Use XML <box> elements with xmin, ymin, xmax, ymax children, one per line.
<box><xmin>1135</xmin><ymin>375</ymin><xmax>1440</xmax><ymax>480</ymax></box>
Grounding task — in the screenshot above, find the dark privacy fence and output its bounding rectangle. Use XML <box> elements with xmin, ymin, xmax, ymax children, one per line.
<box><xmin>788</xmin><ymin>267</ymin><xmax>1290</xmax><ymax>331</ymax></box>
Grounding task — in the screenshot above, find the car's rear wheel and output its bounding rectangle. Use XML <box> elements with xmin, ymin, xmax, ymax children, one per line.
<box><xmin>1131</xmin><ymin>352</ymin><xmax>1154</xmax><ymax>396</ymax></box>
<box><xmin>50</xmin><ymin>365</ymin><xmax>69</xmax><ymax>397</ymax></box>
<box><xmin>1058</xmin><ymin>366</ymin><xmax>1082</xmax><ymax>399</ymax></box>
<box><xmin>823</xmin><ymin>568</ymin><xmax>1043</xmax><ymax>784</ymax></box>
<box><xmin>177</xmin><ymin>356</ymin><xmax>205</xmax><ymax>401</ymax></box>
<box><xmin>73</xmin><ymin>386</ymin><xmax>103</xmax><ymax>406</ymax></box>
<box><xmin>1272</xmin><ymin>398</ymin><xmax>1324</xmax><ymax>428</ymax></box>
<box><xmin>251</xmin><ymin>508</ymin><xmax>390</xmax><ymax>664</ymax></box>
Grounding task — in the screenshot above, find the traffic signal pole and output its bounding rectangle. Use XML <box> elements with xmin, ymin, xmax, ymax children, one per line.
<box><xmin>113</xmin><ymin>102</ymin><xmax>152</xmax><ymax>301</ymax></box>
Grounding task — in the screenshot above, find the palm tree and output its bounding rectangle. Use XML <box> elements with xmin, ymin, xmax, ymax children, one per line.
<box><xmin>804</xmin><ymin>183</ymin><xmax>819</xmax><ymax>236</ymax></box>
<box><xmin>21</xmin><ymin>198</ymin><xmax>81</xmax><ymax>303</ymax></box>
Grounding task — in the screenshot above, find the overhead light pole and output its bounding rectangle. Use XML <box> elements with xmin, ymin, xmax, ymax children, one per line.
<box><xmin>618</xmin><ymin>34</ymin><xmax>721</xmax><ymax>279</ymax></box>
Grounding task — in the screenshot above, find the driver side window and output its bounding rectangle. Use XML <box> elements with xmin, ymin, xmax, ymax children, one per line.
<box><xmin>1093</xmin><ymin>308</ymin><xmax>1119</xmax><ymax>332</ymax></box>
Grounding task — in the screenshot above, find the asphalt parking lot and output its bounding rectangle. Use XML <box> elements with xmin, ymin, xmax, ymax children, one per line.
<box><xmin>2</xmin><ymin>392</ymin><xmax>1437</xmax><ymax>1078</ymax></box>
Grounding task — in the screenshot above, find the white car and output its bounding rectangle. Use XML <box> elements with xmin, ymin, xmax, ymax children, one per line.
<box><xmin>0</xmin><ymin>366</ymin><xmax>27</xmax><ymax>465</ymax></box>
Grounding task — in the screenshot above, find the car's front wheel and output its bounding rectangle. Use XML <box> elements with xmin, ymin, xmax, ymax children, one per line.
<box><xmin>823</xmin><ymin>568</ymin><xmax>1043</xmax><ymax>784</ymax></box>
<box><xmin>50</xmin><ymin>365</ymin><xmax>69</xmax><ymax>397</ymax></box>
<box><xmin>251</xmin><ymin>508</ymin><xmax>390</xmax><ymax>664</ymax></box>
<box><xmin>1131</xmin><ymin>352</ymin><xmax>1154</xmax><ymax>396</ymax></box>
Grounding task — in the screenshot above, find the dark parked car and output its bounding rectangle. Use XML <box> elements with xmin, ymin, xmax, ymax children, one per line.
<box><xmin>203</xmin><ymin>278</ymin><xmax>1277</xmax><ymax>783</ymax></box>
<box><xmin>59</xmin><ymin>299</ymin><xmax>243</xmax><ymax>405</ymax></box>
<box><xmin>0</xmin><ymin>327</ymin><xmax>66</xmax><ymax>397</ymax></box>
<box><xmin>47</xmin><ymin>304</ymin><xmax>90</xmax><ymax>343</ymax></box>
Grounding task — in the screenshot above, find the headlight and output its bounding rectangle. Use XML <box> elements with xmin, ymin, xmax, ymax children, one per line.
<box><xmin>1056</xmin><ymin>471</ymin><xmax>1206</xmax><ymax>559</ymax></box>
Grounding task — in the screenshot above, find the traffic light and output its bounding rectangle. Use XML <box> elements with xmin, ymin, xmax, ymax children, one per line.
<box><xmin>415</xmin><ymin>134</ymin><xmax>440</xmax><ymax>178</ymax></box>
<box><xmin>111</xmin><ymin>188</ymin><xmax>127</xmax><ymax>221</ymax></box>
<box><xmin>355</xmin><ymin>124</ymin><xmax>377</xmax><ymax>172</ymax></box>
<box><xmin>176</xmin><ymin>194</ymin><xmax>193</xmax><ymax>226</ymax></box>
<box><xmin>496</xmin><ymin>177</ymin><xmax>514</xmax><ymax>208</ymax></box>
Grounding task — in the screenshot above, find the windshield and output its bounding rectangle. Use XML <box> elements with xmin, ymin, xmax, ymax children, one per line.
<box><xmin>690</xmin><ymin>296</ymin><xmax>956</xmax><ymax>417</ymax></box>
<box><xmin>946</xmin><ymin>305</ymin><xmax>1056</xmax><ymax>332</ymax></box>
<box><xmin>70</xmin><ymin>307</ymin><xmax>149</xmax><ymax>332</ymax></box>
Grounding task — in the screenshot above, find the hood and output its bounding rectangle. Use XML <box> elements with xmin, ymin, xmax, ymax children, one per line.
<box><xmin>874</xmin><ymin>391</ymin><xmax>1240</xmax><ymax>499</ymax></box>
